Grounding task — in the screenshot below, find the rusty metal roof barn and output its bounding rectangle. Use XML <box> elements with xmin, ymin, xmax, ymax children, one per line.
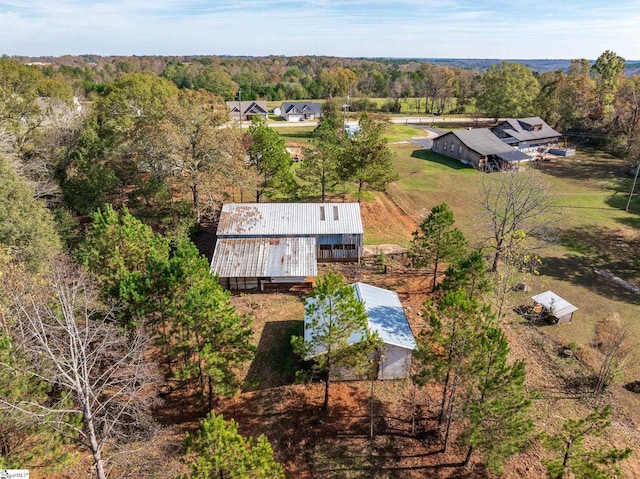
<box><xmin>216</xmin><ymin>203</ymin><xmax>364</xmax><ymax>237</ymax></box>
<box><xmin>210</xmin><ymin>237</ymin><xmax>317</xmax><ymax>278</ymax></box>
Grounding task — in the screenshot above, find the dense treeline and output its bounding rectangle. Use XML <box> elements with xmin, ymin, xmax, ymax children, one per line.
<box><xmin>12</xmin><ymin>51</ymin><xmax>640</xmax><ymax>162</ymax></box>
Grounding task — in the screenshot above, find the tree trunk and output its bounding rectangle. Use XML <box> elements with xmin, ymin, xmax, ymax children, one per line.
<box><xmin>323</xmin><ymin>377</ymin><xmax>330</xmax><ymax>412</ymax></box>
<box><xmin>85</xmin><ymin>400</ymin><xmax>107</xmax><ymax>479</ymax></box>
<box><xmin>491</xmin><ymin>248</ymin><xmax>500</xmax><ymax>273</ymax></box>
<box><xmin>463</xmin><ymin>445</ymin><xmax>474</xmax><ymax>467</ymax></box>
<box><xmin>432</xmin><ymin>253</ymin><xmax>440</xmax><ymax>292</ymax></box>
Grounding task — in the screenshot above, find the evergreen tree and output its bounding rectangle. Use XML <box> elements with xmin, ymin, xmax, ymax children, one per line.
<box><xmin>292</xmin><ymin>272</ymin><xmax>371</xmax><ymax>412</ymax></box>
<box><xmin>181</xmin><ymin>412</ymin><xmax>284</xmax><ymax>479</ymax></box>
<box><xmin>246</xmin><ymin>117</ymin><xmax>296</xmax><ymax>202</ymax></box>
<box><xmin>437</xmin><ymin>250</ymin><xmax>490</xmax><ymax>301</ymax></box>
<box><xmin>77</xmin><ymin>204</ymin><xmax>169</xmax><ymax>325</ymax></box>
<box><xmin>337</xmin><ymin>113</ymin><xmax>398</xmax><ymax>200</ymax></box>
<box><xmin>542</xmin><ymin>405</ymin><xmax>631</xmax><ymax>479</ymax></box>
<box><xmin>410</xmin><ymin>203</ymin><xmax>467</xmax><ymax>292</ymax></box>
<box><xmin>163</xmin><ymin>238</ymin><xmax>255</xmax><ymax>409</ymax></box>
<box><xmin>0</xmin><ymin>156</ymin><xmax>62</xmax><ymax>270</ymax></box>
<box><xmin>297</xmin><ymin>120</ymin><xmax>342</xmax><ymax>201</ymax></box>
<box><xmin>460</xmin><ymin>324</ymin><xmax>533</xmax><ymax>473</ymax></box>
<box><xmin>413</xmin><ymin>290</ymin><xmax>493</xmax><ymax>450</ymax></box>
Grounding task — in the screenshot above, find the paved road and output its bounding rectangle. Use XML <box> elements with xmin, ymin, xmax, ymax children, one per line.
<box><xmin>265</xmin><ymin>115</ymin><xmax>492</xmax><ymax>129</ymax></box>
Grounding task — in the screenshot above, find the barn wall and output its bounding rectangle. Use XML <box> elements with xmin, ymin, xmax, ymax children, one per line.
<box><xmin>432</xmin><ymin>134</ymin><xmax>482</xmax><ymax>168</ymax></box>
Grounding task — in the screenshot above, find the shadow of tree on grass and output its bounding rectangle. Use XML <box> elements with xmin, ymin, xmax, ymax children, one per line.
<box><xmin>410</xmin><ymin>149</ymin><xmax>472</xmax><ymax>170</ymax></box>
<box><xmin>243</xmin><ymin>320</ymin><xmax>303</xmax><ymax>392</ymax></box>
<box><xmin>540</xmin><ymin>225</ymin><xmax>640</xmax><ymax>305</ymax></box>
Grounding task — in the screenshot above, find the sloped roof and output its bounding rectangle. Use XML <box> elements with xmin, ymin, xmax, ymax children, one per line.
<box><xmin>281</xmin><ymin>102</ymin><xmax>322</xmax><ymax>115</ymax></box>
<box><xmin>436</xmin><ymin>129</ymin><xmax>530</xmax><ymax>161</ymax></box>
<box><xmin>354</xmin><ymin>283</ymin><xmax>416</xmax><ymax>350</ymax></box>
<box><xmin>210</xmin><ymin>237</ymin><xmax>317</xmax><ymax>278</ymax></box>
<box><xmin>226</xmin><ymin>100</ymin><xmax>268</xmax><ymax>115</ymax></box>
<box><xmin>304</xmin><ymin>283</ymin><xmax>416</xmax><ymax>356</ymax></box>
<box><xmin>494</xmin><ymin>117</ymin><xmax>561</xmax><ymax>142</ymax></box>
<box><xmin>531</xmin><ymin>291</ymin><xmax>578</xmax><ymax>318</ymax></box>
<box><xmin>217</xmin><ymin>203</ymin><xmax>363</xmax><ymax>237</ymax></box>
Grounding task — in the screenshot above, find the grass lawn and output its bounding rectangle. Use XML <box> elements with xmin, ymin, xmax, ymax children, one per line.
<box><xmin>387</xmin><ymin>141</ymin><xmax>640</xmax><ymax>378</ymax></box>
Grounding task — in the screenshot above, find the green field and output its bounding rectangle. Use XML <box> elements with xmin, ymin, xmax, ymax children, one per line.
<box><xmin>385</xmin><ymin>141</ymin><xmax>640</xmax><ymax>377</ymax></box>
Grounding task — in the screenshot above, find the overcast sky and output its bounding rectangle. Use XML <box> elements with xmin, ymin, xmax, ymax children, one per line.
<box><xmin>1</xmin><ymin>0</ymin><xmax>638</xmax><ymax>60</ymax></box>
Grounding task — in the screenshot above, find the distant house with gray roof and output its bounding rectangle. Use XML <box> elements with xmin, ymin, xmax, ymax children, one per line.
<box><xmin>280</xmin><ymin>102</ymin><xmax>322</xmax><ymax>121</ymax></box>
<box><xmin>226</xmin><ymin>100</ymin><xmax>269</xmax><ymax>122</ymax></box>
<box><xmin>491</xmin><ymin>117</ymin><xmax>561</xmax><ymax>153</ymax></box>
<box><xmin>432</xmin><ymin>128</ymin><xmax>531</xmax><ymax>171</ymax></box>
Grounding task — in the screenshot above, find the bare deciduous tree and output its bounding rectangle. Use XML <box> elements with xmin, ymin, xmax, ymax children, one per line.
<box><xmin>480</xmin><ymin>171</ymin><xmax>555</xmax><ymax>272</ymax></box>
<box><xmin>1</xmin><ymin>257</ymin><xmax>160</xmax><ymax>479</ymax></box>
<box><xmin>592</xmin><ymin>313</ymin><xmax>633</xmax><ymax>399</ymax></box>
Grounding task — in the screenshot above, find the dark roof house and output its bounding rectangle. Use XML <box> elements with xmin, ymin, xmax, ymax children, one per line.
<box><xmin>280</xmin><ymin>102</ymin><xmax>322</xmax><ymax>121</ymax></box>
<box><xmin>491</xmin><ymin>117</ymin><xmax>561</xmax><ymax>152</ymax></box>
<box><xmin>432</xmin><ymin>128</ymin><xmax>530</xmax><ymax>171</ymax></box>
<box><xmin>226</xmin><ymin>100</ymin><xmax>269</xmax><ymax>121</ymax></box>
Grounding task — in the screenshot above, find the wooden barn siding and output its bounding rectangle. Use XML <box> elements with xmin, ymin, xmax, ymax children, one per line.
<box><xmin>433</xmin><ymin>134</ymin><xmax>482</xmax><ymax>168</ymax></box>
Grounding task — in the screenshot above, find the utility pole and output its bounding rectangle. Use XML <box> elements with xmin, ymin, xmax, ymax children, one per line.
<box><xmin>626</xmin><ymin>161</ymin><xmax>639</xmax><ymax>211</ymax></box>
<box><xmin>237</xmin><ymin>89</ymin><xmax>242</xmax><ymax>129</ymax></box>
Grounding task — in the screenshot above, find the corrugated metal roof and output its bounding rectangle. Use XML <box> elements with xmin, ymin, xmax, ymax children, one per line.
<box><xmin>217</xmin><ymin>203</ymin><xmax>364</xmax><ymax>237</ymax></box>
<box><xmin>304</xmin><ymin>282</ymin><xmax>416</xmax><ymax>355</ymax></box>
<box><xmin>354</xmin><ymin>283</ymin><xmax>417</xmax><ymax>350</ymax></box>
<box><xmin>531</xmin><ymin>290</ymin><xmax>577</xmax><ymax>318</ymax></box>
<box><xmin>210</xmin><ymin>237</ymin><xmax>317</xmax><ymax>278</ymax></box>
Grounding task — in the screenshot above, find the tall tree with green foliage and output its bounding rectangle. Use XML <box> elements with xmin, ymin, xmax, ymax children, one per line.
<box><xmin>77</xmin><ymin>204</ymin><xmax>169</xmax><ymax>324</ymax></box>
<box><xmin>292</xmin><ymin>272</ymin><xmax>371</xmax><ymax>412</ymax></box>
<box><xmin>437</xmin><ymin>250</ymin><xmax>490</xmax><ymax>301</ymax></box>
<box><xmin>460</xmin><ymin>324</ymin><xmax>533</xmax><ymax>473</ymax></box>
<box><xmin>337</xmin><ymin>113</ymin><xmax>398</xmax><ymax>200</ymax></box>
<box><xmin>476</xmin><ymin>62</ymin><xmax>540</xmax><ymax>120</ymax></box>
<box><xmin>0</xmin><ymin>156</ymin><xmax>61</xmax><ymax>270</ymax></box>
<box><xmin>181</xmin><ymin>412</ymin><xmax>284</xmax><ymax>479</ymax></box>
<box><xmin>591</xmin><ymin>50</ymin><xmax>625</xmax><ymax>121</ymax></box>
<box><xmin>297</xmin><ymin>120</ymin><xmax>343</xmax><ymax>201</ymax></box>
<box><xmin>246</xmin><ymin>117</ymin><xmax>296</xmax><ymax>202</ymax></box>
<box><xmin>413</xmin><ymin>290</ymin><xmax>493</xmax><ymax>450</ymax></box>
<box><xmin>541</xmin><ymin>404</ymin><xmax>632</xmax><ymax>479</ymax></box>
<box><xmin>162</xmin><ymin>238</ymin><xmax>255</xmax><ymax>410</ymax></box>
<box><xmin>410</xmin><ymin>203</ymin><xmax>467</xmax><ymax>292</ymax></box>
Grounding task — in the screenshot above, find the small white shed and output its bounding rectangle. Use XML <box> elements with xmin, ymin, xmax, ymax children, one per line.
<box><xmin>304</xmin><ymin>282</ymin><xmax>416</xmax><ymax>380</ymax></box>
<box><xmin>531</xmin><ymin>290</ymin><xmax>577</xmax><ymax>324</ymax></box>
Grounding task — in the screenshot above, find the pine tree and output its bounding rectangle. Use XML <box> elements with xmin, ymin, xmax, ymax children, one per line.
<box><xmin>181</xmin><ymin>412</ymin><xmax>284</xmax><ymax>479</ymax></box>
<box><xmin>292</xmin><ymin>272</ymin><xmax>371</xmax><ymax>412</ymax></box>
<box><xmin>410</xmin><ymin>202</ymin><xmax>467</xmax><ymax>291</ymax></box>
<box><xmin>541</xmin><ymin>404</ymin><xmax>631</xmax><ymax>479</ymax></box>
<box><xmin>413</xmin><ymin>290</ymin><xmax>492</xmax><ymax>450</ymax></box>
<box><xmin>164</xmin><ymin>238</ymin><xmax>255</xmax><ymax>410</ymax></box>
<box><xmin>337</xmin><ymin>113</ymin><xmax>398</xmax><ymax>200</ymax></box>
<box><xmin>460</xmin><ymin>324</ymin><xmax>533</xmax><ymax>473</ymax></box>
<box><xmin>437</xmin><ymin>250</ymin><xmax>490</xmax><ymax>301</ymax></box>
<box><xmin>246</xmin><ymin>117</ymin><xmax>296</xmax><ymax>202</ymax></box>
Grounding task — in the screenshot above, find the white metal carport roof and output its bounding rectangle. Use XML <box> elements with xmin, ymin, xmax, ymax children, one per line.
<box><xmin>531</xmin><ymin>291</ymin><xmax>577</xmax><ymax>318</ymax></box>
